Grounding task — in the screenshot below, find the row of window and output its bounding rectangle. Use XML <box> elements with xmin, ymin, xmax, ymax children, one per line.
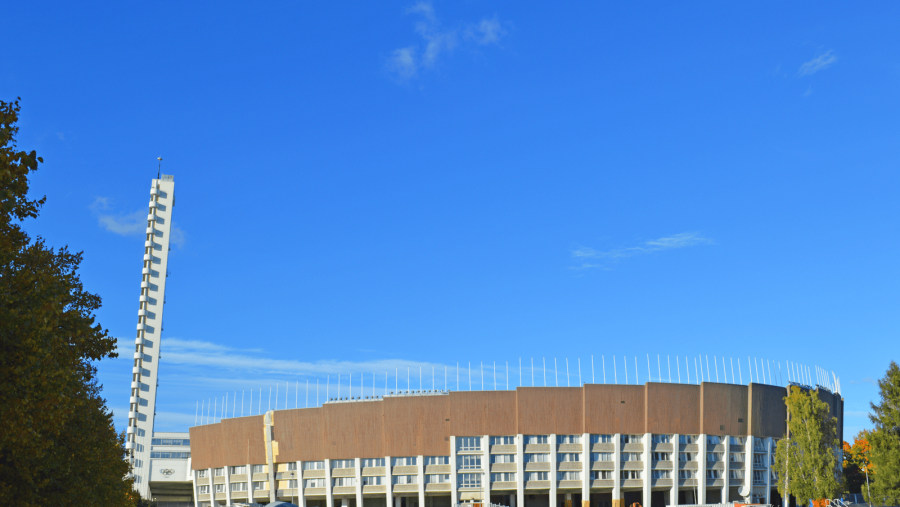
<box><xmin>149</xmin><ymin>451</ymin><xmax>190</xmax><ymax>459</ymax></box>
<box><xmin>151</xmin><ymin>438</ymin><xmax>190</xmax><ymax>446</ymax></box>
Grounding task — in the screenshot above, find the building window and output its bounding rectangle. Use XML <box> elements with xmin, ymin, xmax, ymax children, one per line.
<box><xmin>302</xmin><ymin>461</ymin><xmax>324</xmax><ymax>471</ymax></box>
<box><xmin>198</xmin><ymin>485</ymin><xmax>210</xmax><ymax>494</ymax></box>
<box><xmin>254</xmin><ymin>481</ymin><xmax>268</xmax><ymax>490</ymax></box>
<box><xmin>524</xmin><ymin>453</ymin><xmax>549</xmax><ymax>463</ymax></box>
<box><xmin>621</xmin><ymin>470</ymin><xmax>641</xmax><ymax>480</ymax></box>
<box><xmin>392</xmin><ymin>456</ymin><xmax>417</xmax><ymax>467</ymax></box>
<box><xmin>231</xmin><ymin>482</ymin><xmax>247</xmax><ymax>491</ymax></box>
<box><xmin>252</xmin><ymin>464</ymin><xmax>266</xmax><ymax>474</ymax></box>
<box><xmin>214</xmin><ymin>484</ymin><xmax>225</xmax><ymax>493</ymax></box>
<box><xmin>730</xmin><ymin>436</ymin><xmax>746</xmax><ymax>447</ymax></box>
<box><xmin>754</xmin><ymin>438</ymin><xmax>767</xmax><ymax>451</ymax></box>
<box><xmin>362</xmin><ymin>476</ymin><xmax>383</xmax><ymax>486</ymax></box>
<box><xmin>525</xmin><ymin>471</ymin><xmax>549</xmax><ymax>482</ymax></box>
<box><xmin>230</xmin><ymin>465</ymin><xmax>247</xmax><ymax>475</ymax></box>
<box><xmin>652</xmin><ymin>452</ymin><xmax>671</xmax><ymax>462</ymax></box>
<box><xmin>730</xmin><ymin>470</ymin><xmax>745</xmax><ymax>480</ymax></box>
<box><xmin>458</xmin><ymin>473</ymin><xmax>481</xmax><ymax>488</ymax></box>
<box><xmin>678</xmin><ymin>470</ymin><xmax>695</xmax><ymax>480</ymax></box>
<box><xmin>753</xmin><ymin>470</ymin><xmax>766</xmax><ymax>485</ymax></box>
<box><xmin>334</xmin><ymin>477</ymin><xmax>357</xmax><ymax>487</ymax></box>
<box><xmin>393</xmin><ymin>475</ymin><xmax>416</xmax><ymax>485</ymax></box>
<box><xmin>304</xmin><ymin>478</ymin><xmax>325</xmax><ymax>488</ymax></box>
<box><xmin>525</xmin><ymin>435</ymin><xmax>549</xmax><ymax>445</ymax></box>
<box><xmin>651</xmin><ymin>470</ymin><xmax>671</xmax><ymax>479</ymax></box>
<box><xmin>707</xmin><ymin>435</ymin><xmax>722</xmax><ymax>445</ymax></box>
<box><xmin>591</xmin><ymin>452</ymin><xmax>613</xmax><ymax>462</ymax></box>
<box><xmin>425</xmin><ymin>456</ymin><xmax>449</xmax><ymax>466</ymax></box>
<box><xmin>679</xmin><ymin>452</ymin><xmax>695</xmax><ymax>462</ymax></box>
<box><xmin>591</xmin><ymin>470</ymin><xmax>612</xmax><ymax>480</ymax></box>
<box><xmin>151</xmin><ymin>438</ymin><xmax>191</xmax><ymax>446</ymax></box>
<box><xmin>214</xmin><ymin>467</ymin><xmax>225</xmax><ymax>477</ymax></box>
<box><xmin>197</xmin><ymin>470</ymin><xmax>208</xmax><ymax>478</ymax></box>
<box><xmin>591</xmin><ymin>434</ymin><xmax>613</xmax><ymax>444</ymax></box>
<box><xmin>457</xmin><ymin>436</ymin><xmax>482</xmax><ymax>451</ymax></box>
<box><xmin>558</xmin><ymin>452</ymin><xmax>580</xmax><ymax>462</ymax></box>
<box><xmin>652</xmin><ymin>434</ymin><xmax>672</xmax><ymax>444</ymax></box>
<box><xmin>491</xmin><ymin>454</ymin><xmax>515</xmax><ymax>464</ymax></box>
<box><xmin>426</xmin><ymin>474</ymin><xmax>450</xmax><ymax>484</ymax></box>
<box><xmin>730</xmin><ymin>452</ymin><xmax>745</xmax><ymax>463</ymax></box>
<box><xmin>458</xmin><ymin>455</ymin><xmax>482</xmax><ymax>470</ymax></box>
<box><xmin>621</xmin><ymin>434</ymin><xmax>642</xmax><ymax>444</ymax></box>
<box><xmin>558</xmin><ymin>471</ymin><xmax>581</xmax><ymax>481</ymax></box>
<box><xmin>361</xmin><ymin>458</ymin><xmax>385</xmax><ymax>467</ymax></box>
<box><xmin>752</xmin><ymin>455</ymin><xmax>767</xmax><ymax>467</ymax></box>
<box><xmin>679</xmin><ymin>435</ymin><xmax>696</xmax><ymax>445</ymax></box>
<box><xmin>492</xmin><ymin>472</ymin><xmax>516</xmax><ymax>482</ymax></box>
<box><xmin>707</xmin><ymin>470</ymin><xmax>721</xmax><ymax>480</ymax></box>
<box><xmin>558</xmin><ymin>435</ymin><xmax>582</xmax><ymax>444</ymax></box>
<box><xmin>287</xmin><ymin>462</ymin><xmax>298</xmax><ymax>471</ymax></box>
<box><xmin>490</xmin><ymin>436</ymin><xmax>515</xmax><ymax>445</ymax></box>
<box><xmin>332</xmin><ymin>459</ymin><xmax>355</xmax><ymax>469</ymax></box>
<box><xmin>287</xmin><ymin>480</ymin><xmax>298</xmax><ymax>488</ymax></box>
<box><xmin>621</xmin><ymin>452</ymin><xmax>641</xmax><ymax>462</ymax></box>
<box><xmin>707</xmin><ymin>452</ymin><xmax>723</xmax><ymax>464</ymax></box>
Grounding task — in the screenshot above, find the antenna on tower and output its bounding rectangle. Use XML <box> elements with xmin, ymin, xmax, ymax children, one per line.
<box><xmin>157</xmin><ymin>156</ymin><xmax>162</xmax><ymax>179</ymax></box>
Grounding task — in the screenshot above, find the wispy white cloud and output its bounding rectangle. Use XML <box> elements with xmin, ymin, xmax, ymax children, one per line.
<box><xmin>387</xmin><ymin>2</ymin><xmax>506</xmax><ymax>82</ymax></box>
<box><xmin>572</xmin><ymin>232</ymin><xmax>713</xmax><ymax>269</ymax></box>
<box><xmin>798</xmin><ymin>50</ymin><xmax>837</xmax><ymax>77</ymax></box>
<box><xmin>90</xmin><ymin>196</ymin><xmax>186</xmax><ymax>248</ymax></box>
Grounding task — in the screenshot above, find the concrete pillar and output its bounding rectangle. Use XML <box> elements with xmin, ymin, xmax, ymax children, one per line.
<box><xmin>207</xmin><ymin>468</ymin><xmax>214</xmax><ymax>507</ymax></box>
<box><xmin>343</xmin><ymin>498</ymin><xmax>350</xmax><ymax>507</ymax></box>
<box><xmin>742</xmin><ymin>438</ymin><xmax>752</xmax><ymax>503</ymax></box>
<box><xmin>395</xmin><ymin>496</ymin><xmax>403</xmax><ymax>507</ymax></box>
<box><xmin>298</xmin><ymin>461</ymin><xmax>307</xmax><ymax>507</ymax></box>
<box><xmin>225</xmin><ymin>466</ymin><xmax>232</xmax><ymax>506</ymax></box>
<box><xmin>192</xmin><ymin>470</ymin><xmax>200</xmax><ymax>507</ymax></box>
<box><xmin>326</xmin><ymin>459</ymin><xmax>334</xmax><ymax>507</ymax></box>
<box><xmin>698</xmin><ymin>435</ymin><xmax>707</xmax><ymax>505</ymax></box>
<box><xmin>582</xmin><ymin>433</ymin><xmax>591</xmax><ymax>507</ymax></box>
<box><xmin>516</xmin><ymin>434</ymin><xmax>525</xmax><ymax>507</ymax></box>
<box><xmin>723</xmin><ymin>438</ymin><xmax>730</xmax><ymax>504</ymax></box>
<box><xmin>386</xmin><ymin>456</ymin><xmax>393</xmax><ymax>507</ymax></box>
<box><xmin>418</xmin><ymin>454</ymin><xmax>426</xmax><ymax>507</ymax></box>
<box><xmin>612</xmin><ymin>434</ymin><xmax>622</xmax><ymax>507</ymax></box>
<box><xmin>643</xmin><ymin>433</ymin><xmax>651</xmax><ymax>507</ymax></box>
<box><xmin>450</xmin><ymin>437</ymin><xmax>458</xmax><ymax>507</ymax></box>
<box><xmin>356</xmin><ymin>458</ymin><xmax>365</xmax><ymax>507</ymax></box>
<box><xmin>670</xmin><ymin>434</ymin><xmax>679</xmax><ymax>507</ymax></box>
<box><xmin>550</xmin><ymin>434</ymin><xmax>558</xmax><ymax>507</ymax></box>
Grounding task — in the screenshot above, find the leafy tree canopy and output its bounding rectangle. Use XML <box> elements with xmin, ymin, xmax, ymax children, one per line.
<box><xmin>843</xmin><ymin>431</ymin><xmax>872</xmax><ymax>496</ymax></box>
<box><xmin>0</xmin><ymin>98</ymin><xmax>135</xmax><ymax>505</ymax></box>
<box><xmin>774</xmin><ymin>386</ymin><xmax>840</xmax><ymax>506</ymax></box>
<box><xmin>868</xmin><ymin>361</ymin><xmax>900</xmax><ymax>505</ymax></box>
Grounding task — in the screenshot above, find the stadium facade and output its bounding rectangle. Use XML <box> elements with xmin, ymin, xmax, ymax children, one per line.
<box><xmin>188</xmin><ymin>382</ymin><xmax>843</xmax><ymax>507</ymax></box>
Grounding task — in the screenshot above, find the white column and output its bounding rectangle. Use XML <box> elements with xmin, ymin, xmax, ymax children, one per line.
<box><xmin>582</xmin><ymin>433</ymin><xmax>591</xmax><ymax>507</ymax></box>
<box><xmin>298</xmin><ymin>461</ymin><xmax>307</xmax><ymax>507</ymax></box>
<box><xmin>207</xmin><ymin>468</ymin><xmax>214</xmax><ymax>506</ymax></box>
<box><xmin>723</xmin><ymin>439</ymin><xmax>730</xmax><ymax>504</ymax></box>
<box><xmin>670</xmin><ymin>434</ymin><xmax>679</xmax><ymax>507</ymax></box>
<box><xmin>225</xmin><ymin>466</ymin><xmax>232</xmax><ymax>506</ymax></box>
<box><xmin>483</xmin><ymin>436</ymin><xmax>491</xmax><ymax>504</ymax></box>
<box><xmin>516</xmin><ymin>434</ymin><xmax>525</xmax><ymax>507</ymax></box>
<box><xmin>742</xmin><ymin>438</ymin><xmax>753</xmax><ymax>502</ymax></box>
<box><xmin>698</xmin><ymin>435</ymin><xmax>707</xmax><ymax>505</ymax></box>
<box><xmin>386</xmin><ymin>456</ymin><xmax>393</xmax><ymax>507</ymax></box>
<box><xmin>450</xmin><ymin>437</ymin><xmax>458</xmax><ymax>507</ymax></box>
<box><xmin>643</xmin><ymin>433</ymin><xmax>651</xmax><ymax>507</ymax></box>
<box><xmin>356</xmin><ymin>458</ymin><xmax>365</xmax><ymax>507</ymax></box>
<box><xmin>765</xmin><ymin>438</ymin><xmax>773</xmax><ymax>505</ymax></box>
<box><xmin>396</xmin><ymin>497</ymin><xmax>403</xmax><ymax>507</ymax></box>
<box><xmin>326</xmin><ymin>459</ymin><xmax>334</xmax><ymax>507</ymax></box>
<box><xmin>192</xmin><ymin>470</ymin><xmax>199</xmax><ymax>507</ymax></box>
<box><xmin>612</xmin><ymin>434</ymin><xmax>622</xmax><ymax>507</ymax></box>
<box><xmin>550</xmin><ymin>434</ymin><xmax>558</xmax><ymax>507</ymax></box>
<box><xmin>419</xmin><ymin>454</ymin><xmax>426</xmax><ymax>507</ymax></box>
<box><xmin>344</xmin><ymin>498</ymin><xmax>351</xmax><ymax>507</ymax></box>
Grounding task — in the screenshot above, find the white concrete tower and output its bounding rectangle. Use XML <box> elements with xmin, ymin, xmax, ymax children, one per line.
<box><xmin>125</xmin><ymin>174</ymin><xmax>175</xmax><ymax>498</ymax></box>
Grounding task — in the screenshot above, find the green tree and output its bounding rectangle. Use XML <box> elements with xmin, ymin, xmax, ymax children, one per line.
<box><xmin>774</xmin><ymin>386</ymin><xmax>841</xmax><ymax>506</ymax></box>
<box><xmin>0</xmin><ymin>98</ymin><xmax>135</xmax><ymax>505</ymax></box>
<box><xmin>868</xmin><ymin>361</ymin><xmax>900</xmax><ymax>505</ymax></box>
<box><xmin>843</xmin><ymin>431</ymin><xmax>872</xmax><ymax>499</ymax></box>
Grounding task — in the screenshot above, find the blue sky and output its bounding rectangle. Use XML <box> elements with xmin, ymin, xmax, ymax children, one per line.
<box><xmin>4</xmin><ymin>2</ymin><xmax>898</xmax><ymax>440</ymax></box>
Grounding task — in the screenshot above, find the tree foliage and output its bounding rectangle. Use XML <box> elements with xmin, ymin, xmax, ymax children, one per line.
<box><xmin>843</xmin><ymin>431</ymin><xmax>872</xmax><ymax>496</ymax></box>
<box><xmin>868</xmin><ymin>361</ymin><xmax>900</xmax><ymax>505</ymax></box>
<box><xmin>0</xmin><ymin>99</ymin><xmax>135</xmax><ymax>505</ymax></box>
<box><xmin>774</xmin><ymin>386</ymin><xmax>840</xmax><ymax>506</ymax></box>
